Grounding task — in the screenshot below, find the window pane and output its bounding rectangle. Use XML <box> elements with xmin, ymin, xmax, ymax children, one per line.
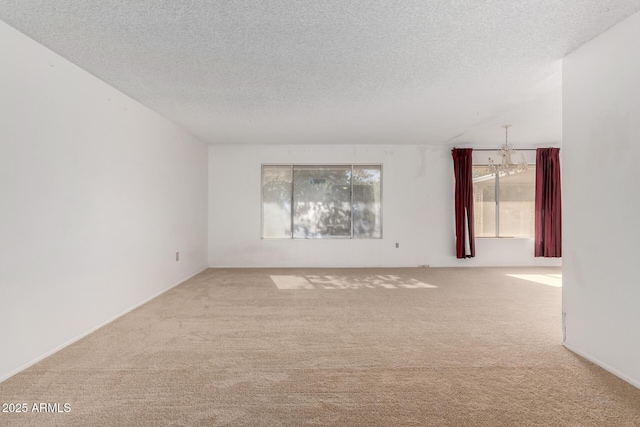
<box><xmin>293</xmin><ymin>166</ymin><xmax>351</xmax><ymax>238</ymax></box>
<box><xmin>353</xmin><ymin>165</ymin><xmax>382</xmax><ymax>238</ymax></box>
<box><xmin>473</xmin><ymin>166</ymin><xmax>496</xmax><ymax>237</ymax></box>
<box><xmin>472</xmin><ymin>166</ymin><xmax>535</xmax><ymax>238</ymax></box>
<box><xmin>498</xmin><ymin>168</ymin><xmax>535</xmax><ymax>237</ymax></box>
<box><xmin>262</xmin><ymin>166</ymin><xmax>292</xmax><ymax>238</ymax></box>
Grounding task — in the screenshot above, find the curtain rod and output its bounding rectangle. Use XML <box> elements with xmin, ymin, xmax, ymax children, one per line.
<box><xmin>470</xmin><ymin>148</ymin><xmax>538</xmax><ymax>151</ymax></box>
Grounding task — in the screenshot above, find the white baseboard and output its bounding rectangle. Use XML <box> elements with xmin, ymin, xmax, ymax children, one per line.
<box><xmin>207</xmin><ymin>264</ymin><xmax>563</xmax><ymax>269</ymax></box>
<box><xmin>563</xmin><ymin>341</ymin><xmax>640</xmax><ymax>390</ymax></box>
<box><xmin>0</xmin><ymin>267</ymin><xmax>208</xmax><ymax>384</ymax></box>
<box><xmin>207</xmin><ymin>264</ymin><xmax>431</xmax><ymax>268</ymax></box>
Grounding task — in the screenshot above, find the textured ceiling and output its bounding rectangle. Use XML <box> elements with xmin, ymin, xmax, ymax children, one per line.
<box><xmin>2</xmin><ymin>1</ymin><xmax>640</xmax><ymax>146</ymax></box>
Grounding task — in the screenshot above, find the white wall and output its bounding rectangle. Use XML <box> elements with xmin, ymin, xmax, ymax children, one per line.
<box><xmin>562</xmin><ymin>10</ymin><xmax>640</xmax><ymax>388</ymax></box>
<box><xmin>0</xmin><ymin>21</ymin><xmax>208</xmax><ymax>381</ymax></box>
<box><xmin>208</xmin><ymin>144</ymin><xmax>561</xmax><ymax>268</ymax></box>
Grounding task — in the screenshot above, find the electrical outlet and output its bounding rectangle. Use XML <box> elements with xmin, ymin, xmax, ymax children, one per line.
<box><xmin>395</xmin><ymin>243</ymin><xmax>399</xmax><ymax>248</ymax></box>
<box><xmin>176</xmin><ymin>252</ymin><xmax>180</xmax><ymax>261</ymax></box>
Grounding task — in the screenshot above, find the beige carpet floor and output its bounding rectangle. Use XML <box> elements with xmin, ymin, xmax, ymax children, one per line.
<box><xmin>1</xmin><ymin>267</ymin><xmax>639</xmax><ymax>426</ymax></box>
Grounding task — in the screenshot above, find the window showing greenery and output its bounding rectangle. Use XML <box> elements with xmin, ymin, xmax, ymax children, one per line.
<box><xmin>473</xmin><ymin>166</ymin><xmax>535</xmax><ymax>237</ymax></box>
<box><xmin>262</xmin><ymin>165</ymin><xmax>382</xmax><ymax>239</ymax></box>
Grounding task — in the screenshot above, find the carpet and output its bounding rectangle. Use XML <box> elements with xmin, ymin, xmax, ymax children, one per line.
<box><xmin>1</xmin><ymin>267</ymin><xmax>639</xmax><ymax>426</ymax></box>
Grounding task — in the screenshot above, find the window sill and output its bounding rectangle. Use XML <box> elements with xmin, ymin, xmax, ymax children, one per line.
<box><xmin>476</xmin><ymin>236</ymin><xmax>533</xmax><ymax>239</ymax></box>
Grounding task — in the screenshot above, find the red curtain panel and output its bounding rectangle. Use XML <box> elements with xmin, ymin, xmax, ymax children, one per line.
<box><xmin>452</xmin><ymin>148</ymin><xmax>475</xmax><ymax>258</ymax></box>
<box><xmin>535</xmin><ymin>148</ymin><xmax>562</xmax><ymax>257</ymax></box>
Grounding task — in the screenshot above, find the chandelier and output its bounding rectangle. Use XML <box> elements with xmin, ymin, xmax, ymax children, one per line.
<box><xmin>488</xmin><ymin>125</ymin><xmax>527</xmax><ymax>175</ymax></box>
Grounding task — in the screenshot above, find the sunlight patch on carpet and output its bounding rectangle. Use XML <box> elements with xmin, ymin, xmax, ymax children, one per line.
<box><xmin>269</xmin><ymin>275</ymin><xmax>315</xmax><ymax>289</ymax></box>
<box><xmin>271</xmin><ymin>275</ymin><xmax>437</xmax><ymax>290</ymax></box>
<box><xmin>507</xmin><ymin>273</ymin><xmax>562</xmax><ymax>287</ymax></box>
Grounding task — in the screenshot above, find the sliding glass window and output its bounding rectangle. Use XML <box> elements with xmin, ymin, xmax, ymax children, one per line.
<box><xmin>472</xmin><ymin>166</ymin><xmax>535</xmax><ymax>237</ymax></box>
<box><xmin>262</xmin><ymin>165</ymin><xmax>382</xmax><ymax>239</ymax></box>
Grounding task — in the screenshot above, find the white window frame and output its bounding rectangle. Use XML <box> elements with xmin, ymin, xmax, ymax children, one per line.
<box><xmin>261</xmin><ymin>164</ymin><xmax>383</xmax><ymax>239</ymax></box>
<box><xmin>472</xmin><ymin>150</ymin><xmax>536</xmax><ymax>238</ymax></box>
